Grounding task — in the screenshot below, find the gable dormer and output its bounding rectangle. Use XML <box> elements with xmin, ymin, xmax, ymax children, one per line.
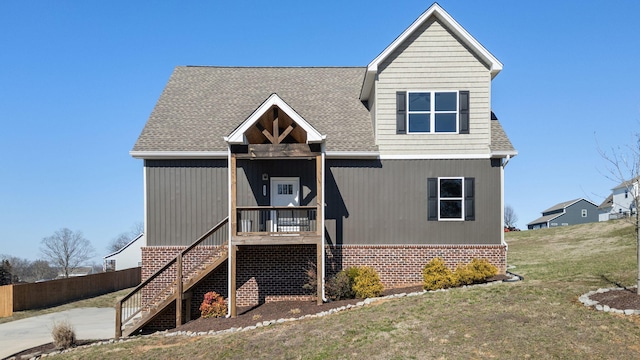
<box><xmin>361</xmin><ymin>3</ymin><xmax>504</xmax><ymax>158</ymax></box>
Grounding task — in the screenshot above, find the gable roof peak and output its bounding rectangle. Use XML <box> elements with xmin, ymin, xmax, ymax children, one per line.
<box><xmin>224</xmin><ymin>93</ymin><xmax>325</xmax><ymax>145</ymax></box>
<box><xmin>360</xmin><ymin>2</ymin><xmax>503</xmax><ymax>101</ymax></box>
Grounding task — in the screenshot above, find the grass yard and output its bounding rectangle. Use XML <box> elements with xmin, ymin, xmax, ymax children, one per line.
<box><xmin>50</xmin><ymin>220</ymin><xmax>640</xmax><ymax>359</ymax></box>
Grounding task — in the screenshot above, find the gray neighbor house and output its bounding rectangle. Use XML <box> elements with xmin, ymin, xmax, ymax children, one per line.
<box><xmin>527</xmin><ymin>198</ymin><xmax>599</xmax><ymax>230</ymax></box>
<box><xmin>118</xmin><ymin>3</ymin><xmax>517</xmax><ymax>336</ymax></box>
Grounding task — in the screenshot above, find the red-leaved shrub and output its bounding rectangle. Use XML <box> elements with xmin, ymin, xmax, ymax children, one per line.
<box><xmin>199</xmin><ymin>291</ymin><xmax>227</xmax><ymax>318</ymax></box>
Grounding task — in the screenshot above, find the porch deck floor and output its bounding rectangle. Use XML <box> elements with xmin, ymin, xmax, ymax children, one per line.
<box><xmin>231</xmin><ymin>234</ymin><xmax>321</xmax><ymax>245</ymax></box>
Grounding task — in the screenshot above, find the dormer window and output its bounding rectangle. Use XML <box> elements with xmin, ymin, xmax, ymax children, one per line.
<box><xmin>408</xmin><ymin>91</ymin><xmax>457</xmax><ymax>133</ymax></box>
<box><xmin>396</xmin><ymin>90</ymin><xmax>469</xmax><ymax>134</ymax></box>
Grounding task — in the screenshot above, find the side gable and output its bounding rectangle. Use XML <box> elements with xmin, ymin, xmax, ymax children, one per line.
<box><xmin>364</xmin><ymin>3</ymin><xmax>510</xmax><ymax>158</ymax></box>
<box><xmin>360</xmin><ymin>3</ymin><xmax>502</xmax><ymax>102</ymax></box>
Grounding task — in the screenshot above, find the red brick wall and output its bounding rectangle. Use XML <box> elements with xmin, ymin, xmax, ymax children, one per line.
<box><xmin>326</xmin><ymin>244</ymin><xmax>506</xmax><ymax>287</ymax></box>
<box><xmin>141</xmin><ymin>243</ymin><xmax>506</xmax><ymax>331</ymax></box>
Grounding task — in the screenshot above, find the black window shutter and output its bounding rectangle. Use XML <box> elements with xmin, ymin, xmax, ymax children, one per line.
<box><xmin>396</xmin><ymin>91</ymin><xmax>406</xmax><ymax>134</ymax></box>
<box><xmin>459</xmin><ymin>91</ymin><xmax>469</xmax><ymax>134</ymax></box>
<box><xmin>464</xmin><ymin>177</ymin><xmax>475</xmax><ymax>221</ymax></box>
<box><xmin>428</xmin><ymin>178</ymin><xmax>438</xmax><ymax>221</ymax></box>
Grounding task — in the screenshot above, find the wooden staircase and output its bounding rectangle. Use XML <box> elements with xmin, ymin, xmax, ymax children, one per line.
<box><xmin>116</xmin><ymin>217</ymin><xmax>229</xmax><ymax>338</ymax></box>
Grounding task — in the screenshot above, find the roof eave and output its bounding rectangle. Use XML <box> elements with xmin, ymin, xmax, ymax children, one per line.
<box><xmin>130</xmin><ymin>151</ymin><xmax>228</xmax><ymax>159</ymax></box>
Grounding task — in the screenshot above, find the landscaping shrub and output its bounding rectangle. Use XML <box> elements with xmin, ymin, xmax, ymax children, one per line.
<box><xmin>199</xmin><ymin>291</ymin><xmax>227</xmax><ymax>318</ymax></box>
<box><xmin>352</xmin><ymin>266</ymin><xmax>384</xmax><ymax>299</ymax></box>
<box><xmin>52</xmin><ymin>320</ymin><xmax>76</xmax><ymax>350</ymax></box>
<box><xmin>302</xmin><ymin>261</ymin><xmax>318</xmax><ymax>296</ymax></box>
<box><xmin>422</xmin><ymin>257</ymin><xmax>456</xmax><ymax>290</ymax></box>
<box><xmin>326</xmin><ymin>270</ymin><xmax>354</xmax><ymax>300</ymax></box>
<box><xmin>454</xmin><ymin>258</ymin><xmax>498</xmax><ymax>285</ymax></box>
<box><xmin>423</xmin><ymin>257</ymin><xmax>498</xmax><ymax>290</ymax></box>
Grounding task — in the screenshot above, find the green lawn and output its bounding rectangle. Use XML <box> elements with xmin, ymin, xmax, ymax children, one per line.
<box><xmin>51</xmin><ymin>220</ymin><xmax>640</xmax><ymax>359</ymax></box>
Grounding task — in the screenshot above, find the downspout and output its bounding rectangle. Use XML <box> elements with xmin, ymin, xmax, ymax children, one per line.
<box><xmin>226</xmin><ymin>146</ymin><xmax>232</xmax><ymax>318</ymax></box>
<box><xmin>143</xmin><ymin>162</ymin><xmax>148</xmax><ymax>246</ymax></box>
<box><xmin>501</xmin><ymin>155</ymin><xmax>511</xmax><ymax>254</ymax></box>
<box><xmin>321</xmin><ymin>142</ymin><xmax>327</xmax><ymax>302</ymax></box>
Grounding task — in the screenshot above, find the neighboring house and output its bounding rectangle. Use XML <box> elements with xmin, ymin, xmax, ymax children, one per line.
<box><xmin>598</xmin><ymin>177</ymin><xmax>639</xmax><ymax>221</ymax></box>
<box><xmin>527</xmin><ymin>199</ymin><xmax>599</xmax><ymax>230</ymax></box>
<box><xmin>120</xmin><ymin>3</ymin><xmax>517</xmax><ymax>335</ymax></box>
<box><xmin>103</xmin><ymin>233</ymin><xmax>145</xmax><ymax>271</ymax></box>
<box><xmin>57</xmin><ymin>266</ymin><xmax>93</xmax><ymax>278</ymax></box>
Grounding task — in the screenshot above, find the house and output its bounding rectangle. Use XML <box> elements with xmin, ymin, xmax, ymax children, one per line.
<box><xmin>56</xmin><ymin>266</ymin><xmax>93</xmax><ymax>278</ymax></box>
<box><xmin>527</xmin><ymin>198</ymin><xmax>599</xmax><ymax>230</ymax></box>
<box><xmin>117</xmin><ymin>3</ymin><xmax>517</xmax><ymax>337</ymax></box>
<box><xmin>598</xmin><ymin>177</ymin><xmax>638</xmax><ymax>221</ymax></box>
<box><xmin>103</xmin><ymin>233</ymin><xmax>145</xmax><ymax>271</ymax></box>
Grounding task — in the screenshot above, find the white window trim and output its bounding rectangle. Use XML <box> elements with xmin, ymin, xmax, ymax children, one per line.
<box><xmin>438</xmin><ymin>176</ymin><xmax>464</xmax><ymax>221</ymax></box>
<box><xmin>407</xmin><ymin>90</ymin><xmax>459</xmax><ymax>134</ymax></box>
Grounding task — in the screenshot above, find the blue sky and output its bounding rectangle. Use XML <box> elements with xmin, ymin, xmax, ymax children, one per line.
<box><xmin>1</xmin><ymin>1</ymin><xmax>639</xmax><ymax>264</ymax></box>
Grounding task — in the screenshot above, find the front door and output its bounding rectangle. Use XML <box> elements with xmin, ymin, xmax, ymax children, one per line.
<box><xmin>270</xmin><ymin>177</ymin><xmax>300</xmax><ymax>232</ymax></box>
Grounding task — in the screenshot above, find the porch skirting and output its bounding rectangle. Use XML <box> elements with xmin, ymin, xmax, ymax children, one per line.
<box><xmin>140</xmin><ymin>243</ymin><xmax>506</xmax><ymax>331</ymax></box>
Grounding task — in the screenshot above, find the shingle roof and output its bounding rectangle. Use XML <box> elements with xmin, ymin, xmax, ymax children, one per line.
<box><xmin>132</xmin><ymin>66</ymin><xmax>377</xmax><ymax>153</ymax></box>
<box><xmin>527</xmin><ymin>213</ymin><xmax>561</xmax><ymax>226</ymax></box>
<box><xmin>490</xmin><ymin>113</ymin><xmax>516</xmax><ymax>154</ymax></box>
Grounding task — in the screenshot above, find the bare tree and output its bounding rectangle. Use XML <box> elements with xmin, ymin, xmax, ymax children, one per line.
<box><xmin>31</xmin><ymin>260</ymin><xmax>58</xmax><ymax>281</ymax></box>
<box><xmin>599</xmin><ymin>135</ymin><xmax>640</xmax><ymax>294</ymax></box>
<box><xmin>40</xmin><ymin>228</ymin><xmax>95</xmax><ymax>278</ymax></box>
<box><xmin>1</xmin><ymin>255</ymin><xmax>31</xmax><ymax>283</ymax></box>
<box><xmin>107</xmin><ymin>222</ymin><xmax>144</xmax><ymax>253</ymax></box>
<box><xmin>504</xmin><ymin>205</ymin><xmax>519</xmax><ymax>229</ymax></box>
<box><xmin>108</xmin><ymin>233</ymin><xmax>132</xmax><ymax>253</ymax></box>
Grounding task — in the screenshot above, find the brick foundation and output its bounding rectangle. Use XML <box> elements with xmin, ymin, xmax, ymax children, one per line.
<box><xmin>140</xmin><ymin>243</ymin><xmax>506</xmax><ymax>331</ymax></box>
<box><xmin>326</xmin><ymin>244</ymin><xmax>506</xmax><ymax>287</ymax></box>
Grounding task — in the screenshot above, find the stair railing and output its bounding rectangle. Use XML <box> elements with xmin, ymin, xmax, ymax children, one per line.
<box><xmin>116</xmin><ymin>217</ymin><xmax>229</xmax><ymax>338</ymax></box>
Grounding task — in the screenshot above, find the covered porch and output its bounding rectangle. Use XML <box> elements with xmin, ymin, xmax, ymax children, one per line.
<box><xmin>225</xmin><ymin>94</ymin><xmax>326</xmax><ymax>317</ymax></box>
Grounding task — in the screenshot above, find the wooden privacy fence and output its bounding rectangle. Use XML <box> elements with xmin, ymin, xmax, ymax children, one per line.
<box><xmin>0</xmin><ymin>267</ymin><xmax>141</xmax><ymax>317</ymax></box>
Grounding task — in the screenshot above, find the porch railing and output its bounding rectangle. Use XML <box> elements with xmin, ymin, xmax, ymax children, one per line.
<box><xmin>236</xmin><ymin>206</ymin><xmax>317</xmax><ymax>234</ymax></box>
<box><xmin>115</xmin><ymin>217</ymin><xmax>229</xmax><ymax>338</ymax></box>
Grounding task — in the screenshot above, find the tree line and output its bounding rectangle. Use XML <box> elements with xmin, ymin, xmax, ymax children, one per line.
<box><xmin>1</xmin><ymin>222</ymin><xmax>142</xmax><ymax>285</ymax></box>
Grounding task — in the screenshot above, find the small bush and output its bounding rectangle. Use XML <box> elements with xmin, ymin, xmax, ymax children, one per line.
<box><xmin>326</xmin><ymin>270</ymin><xmax>355</xmax><ymax>300</ymax></box>
<box><xmin>454</xmin><ymin>258</ymin><xmax>498</xmax><ymax>285</ymax></box>
<box><xmin>52</xmin><ymin>320</ymin><xmax>76</xmax><ymax>350</ymax></box>
<box><xmin>302</xmin><ymin>261</ymin><xmax>318</xmax><ymax>296</ymax></box>
<box><xmin>422</xmin><ymin>258</ymin><xmax>456</xmax><ymax>290</ymax></box>
<box><xmin>352</xmin><ymin>266</ymin><xmax>384</xmax><ymax>298</ymax></box>
<box><xmin>199</xmin><ymin>291</ymin><xmax>227</xmax><ymax>318</ymax></box>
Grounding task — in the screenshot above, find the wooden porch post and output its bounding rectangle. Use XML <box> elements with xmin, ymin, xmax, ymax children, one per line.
<box><xmin>176</xmin><ymin>254</ymin><xmax>183</xmax><ymax>327</ymax></box>
<box><xmin>316</xmin><ymin>154</ymin><xmax>323</xmax><ymax>305</ymax></box>
<box><xmin>230</xmin><ymin>245</ymin><xmax>237</xmax><ymax>317</ymax></box>
<box><xmin>231</xmin><ymin>153</ymin><xmax>237</xmax><ymax>237</ymax></box>
<box><xmin>230</xmin><ymin>152</ymin><xmax>238</xmax><ymax>317</ymax></box>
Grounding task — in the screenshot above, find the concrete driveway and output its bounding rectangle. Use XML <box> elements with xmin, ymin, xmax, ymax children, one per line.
<box><xmin>0</xmin><ymin>307</ymin><xmax>115</xmax><ymax>359</ymax></box>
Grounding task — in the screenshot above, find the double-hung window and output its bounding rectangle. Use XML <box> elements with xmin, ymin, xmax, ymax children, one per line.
<box><xmin>438</xmin><ymin>177</ymin><xmax>464</xmax><ymax>219</ymax></box>
<box><xmin>397</xmin><ymin>90</ymin><xmax>469</xmax><ymax>134</ymax></box>
<box><xmin>428</xmin><ymin>177</ymin><xmax>475</xmax><ymax>221</ymax></box>
<box><xmin>408</xmin><ymin>91</ymin><xmax>458</xmax><ymax>133</ymax></box>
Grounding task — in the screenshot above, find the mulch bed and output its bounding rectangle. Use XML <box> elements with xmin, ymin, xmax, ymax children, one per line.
<box><xmin>588</xmin><ymin>287</ymin><xmax>640</xmax><ymax>310</ymax></box>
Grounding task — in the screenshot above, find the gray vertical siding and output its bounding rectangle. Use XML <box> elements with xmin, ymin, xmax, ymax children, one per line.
<box><xmin>146</xmin><ymin>159</ymin><xmax>228</xmax><ymax>246</ymax></box>
<box><xmin>325</xmin><ymin>159</ymin><xmax>502</xmax><ymax>245</ymax></box>
<box><xmin>236</xmin><ymin>159</ymin><xmax>317</xmax><ymax>207</ymax></box>
<box><xmin>146</xmin><ymin>158</ymin><xmax>501</xmax><ymax>247</ymax></box>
